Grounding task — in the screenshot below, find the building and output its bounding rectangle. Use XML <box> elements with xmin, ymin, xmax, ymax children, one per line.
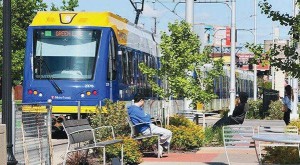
<box><xmin>264</xmin><ymin>39</ymin><xmax>289</xmax><ymax>97</ymax></box>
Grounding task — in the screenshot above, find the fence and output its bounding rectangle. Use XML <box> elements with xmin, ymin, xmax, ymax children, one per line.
<box><xmin>0</xmin><ymin>102</ymin><xmax>52</xmax><ymax>165</ymax></box>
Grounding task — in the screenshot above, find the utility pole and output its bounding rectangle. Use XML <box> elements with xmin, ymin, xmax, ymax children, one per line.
<box><xmin>253</xmin><ymin>0</ymin><xmax>258</xmax><ymax>100</ymax></box>
<box><xmin>186</xmin><ymin>0</ymin><xmax>194</xmax><ymax>29</ymax></box>
<box><xmin>182</xmin><ymin>0</ymin><xmax>236</xmax><ymax>113</ymax></box>
<box><xmin>229</xmin><ymin>0</ymin><xmax>236</xmax><ymax>115</ymax></box>
<box><xmin>291</xmin><ymin>0</ymin><xmax>299</xmax><ymax>120</ymax></box>
<box><xmin>152</xmin><ymin>0</ymin><xmax>157</xmax><ymax>34</ymax></box>
<box><xmin>183</xmin><ymin>0</ymin><xmax>194</xmax><ymax>110</ymax></box>
<box><xmin>2</xmin><ymin>0</ymin><xmax>18</xmax><ymax>164</ymax></box>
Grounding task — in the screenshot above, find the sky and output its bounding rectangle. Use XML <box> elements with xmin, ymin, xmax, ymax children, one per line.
<box><xmin>45</xmin><ymin>0</ymin><xmax>295</xmax><ymax>51</ymax></box>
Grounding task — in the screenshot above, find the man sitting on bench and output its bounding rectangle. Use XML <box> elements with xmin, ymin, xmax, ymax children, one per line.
<box><xmin>127</xmin><ymin>93</ymin><xmax>172</xmax><ymax>157</ymax></box>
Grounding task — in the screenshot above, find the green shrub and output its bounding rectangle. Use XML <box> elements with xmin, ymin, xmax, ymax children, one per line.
<box><xmin>202</xmin><ymin>127</ymin><xmax>223</xmax><ymax>147</ymax></box>
<box><xmin>105</xmin><ymin>136</ymin><xmax>143</xmax><ymax>165</ymax></box>
<box><xmin>167</xmin><ymin>125</ymin><xmax>204</xmax><ymax>150</ymax></box>
<box><xmin>246</xmin><ymin>99</ymin><xmax>262</xmax><ymax>119</ymax></box>
<box><xmin>169</xmin><ymin>114</ymin><xmax>195</xmax><ymax>127</ymax></box>
<box><xmin>262</xmin><ymin>147</ymin><xmax>300</xmax><ymax>164</ymax></box>
<box><xmin>89</xmin><ymin>100</ymin><xmax>130</xmax><ymax>136</ymax></box>
<box><xmin>220</xmin><ymin>108</ymin><xmax>229</xmax><ymax>118</ymax></box>
<box><xmin>266</xmin><ymin>100</ymin><xmax>284</xmax><ymax>120</ymax></box>
<box><xmin>89</xmin><ymin>100</ymin><xmax>142</xmax><ymax>164</ymax></box>
<box><xmin>168</xmin><ymin>115</ymin><xmax>204</xmax><ymax>150</ymax></box>
<box><xmin>289</xmin><ymin>120</ymin><xmax>300</xmax><ymax>132</ymax></box>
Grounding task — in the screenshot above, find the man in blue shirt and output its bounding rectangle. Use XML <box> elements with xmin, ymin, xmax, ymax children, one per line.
<box><xmin>127</xmin><ymin>94</ymin><xmax>172</xmax><ymax>157</ymax></box>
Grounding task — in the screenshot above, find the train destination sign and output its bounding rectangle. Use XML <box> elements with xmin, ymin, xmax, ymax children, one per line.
<box><xmin>41</xmin><ymin>30</ymin><xmax>93</xmax><ymax>38</ymax></box>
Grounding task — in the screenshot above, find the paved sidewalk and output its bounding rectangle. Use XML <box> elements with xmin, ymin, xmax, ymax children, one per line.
<box><xmin>140</xmin><ymin>119</ymin><xmax>285</xmax><ymax>165</ymax></box>
<box><xmin>140</xmin><ymin>147</ymin><xmax>258</xmax><ymax>165</ymax></box>
<box><xmin>52</xmin><ymin>119</ymin><xmax>285</xmax><ymax>164</ymax></box>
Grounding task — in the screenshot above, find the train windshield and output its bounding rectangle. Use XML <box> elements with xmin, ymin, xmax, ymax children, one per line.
<box><xmin>33</xmin><ymin>29</ymin><xmax>101</xmax><ymax>80</ymax></box>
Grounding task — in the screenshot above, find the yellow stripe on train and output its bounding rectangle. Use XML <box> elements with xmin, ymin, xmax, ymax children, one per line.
<box><xmin>22</xmin><ymin>105</ymin><xmax>107</xmax><ymax>114</ymax></box>
<box><xmin>31</xmin><ymin>11</ymin><xmax>128</xmax><ymax>45</ymax></box>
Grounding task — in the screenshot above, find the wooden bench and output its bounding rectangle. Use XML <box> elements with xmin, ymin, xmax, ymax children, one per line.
<box><xmin>126</xmin><ymin>117</ymin><xmax>162</xmax><ymax>158</ymax></box>
<box><xmin>62</xmin><ymin>119</ymin><xmax>123</xmax><ymax>165</ymax></box>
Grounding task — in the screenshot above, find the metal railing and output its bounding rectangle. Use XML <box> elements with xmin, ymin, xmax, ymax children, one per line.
<box><xmin>0</xmin><ymin>102</ymin><xmax>52</xmax><ymax>165</ymax></box>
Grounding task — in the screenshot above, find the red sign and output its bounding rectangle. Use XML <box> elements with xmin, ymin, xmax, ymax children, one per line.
<box><xmin>226</xmin><ymin>27</ymin><xmax>231</xmax><ymax>46</ymax></box>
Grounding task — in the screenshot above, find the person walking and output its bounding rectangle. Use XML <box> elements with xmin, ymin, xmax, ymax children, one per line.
<box><xmin>127</xmin><ymin>93</ymin><xmax>172</xmax><ymax>157</ymax></box>
<box><xmin>282</xmin><ymin>85</ymin><xmax>293</xmax><ymax>125</ymax></box>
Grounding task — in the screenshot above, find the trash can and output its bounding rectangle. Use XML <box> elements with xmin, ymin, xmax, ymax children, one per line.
<box><xmin>0</xmin><ymin>124</ymin><xmax>7</xmax><ymax>165</ymax></box>
<box><xmin>262</xmin><ymin>89</ymin><xmax>279</xmax><ymax>117</ymax></box>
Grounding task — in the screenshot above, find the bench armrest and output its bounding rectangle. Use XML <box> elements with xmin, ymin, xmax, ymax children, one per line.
<box><xmin>132</xmin><ymin>121</ymin><xmax>151</xmax><ymax>126</ymax></box>
<box><xmin>94</xmin><ymin>126</ymin><xmax>116</xmax><ymax>139</ymax></box>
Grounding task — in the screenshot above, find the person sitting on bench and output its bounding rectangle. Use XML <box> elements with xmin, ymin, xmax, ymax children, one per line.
<box><xmin>213</xmin><ymin>92</ymin><xmax>249</xmax><ymax>129</ymax></box>
<box><xmin>127</xmin><ymin>93</ymin><xmax>172</xmax><ymax>157</ymax></box>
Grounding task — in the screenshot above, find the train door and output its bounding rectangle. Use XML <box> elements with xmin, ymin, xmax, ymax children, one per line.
<box><xmin>107</xmin><ymin>32</ymin><xmax>118</xmax><ymax>101</ymax></box>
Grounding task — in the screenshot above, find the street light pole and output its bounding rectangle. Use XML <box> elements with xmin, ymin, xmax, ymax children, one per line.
<box><xmin>229</xmin><ymin>0</ymin><xmax>236</xmax><ymax>115</ymax></box>
<box><xmin>186</xmin><ymin>0</ymin><xmax>194</xmax><ymax>29</ymax></box>
<box><xmin>2</xmin><ymin>0</ymin><xmax>17</xmax><ymax>164</ymax></box>
<box><xmin>291</xmin><ymin>0</ymin><xmax>299</xmax><ymax>120</ymax></box>
<box><xmin>253</xmin><ymin>0</ymin><xmax>258</xmax><ymax>101</ymax></box>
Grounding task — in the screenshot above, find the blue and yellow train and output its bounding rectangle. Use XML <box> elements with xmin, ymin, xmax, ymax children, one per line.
<box><xmin>22</xmin><ymin>12</ymin><xmax>160</xmax><ymax>115</ymax></box>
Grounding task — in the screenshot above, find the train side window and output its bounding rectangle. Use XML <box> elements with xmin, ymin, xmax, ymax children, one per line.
<box><xmin>122</xmin><ymin>51</ymin><xmax>127</xmax><ymax>84</ymax></box>
<box><xmin>108</xmin><ymin>33</ymin><xmax>117</xmax><ymax>80</ymax></box>
<box><xmin>128</xmin><ymin>51</ymin><xmax>134</xmax><ymax>84</ymax></box>
<box><xmin>132</xmin><ymin>52</ymin><xmax>135</xmax><ymax>84</ymax></box>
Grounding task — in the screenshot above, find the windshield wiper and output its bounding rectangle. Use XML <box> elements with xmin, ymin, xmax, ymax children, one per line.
<box><xmin>36</xmin><ymin>57</ymin><xmax>63</xmax><ymax>94</ymax></box>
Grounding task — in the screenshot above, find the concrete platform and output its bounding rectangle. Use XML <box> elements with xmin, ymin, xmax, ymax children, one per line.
<box><xmin>52</xmin><ymin>119</ymin><xmax>286</xmax><ymax>165</ymax></box>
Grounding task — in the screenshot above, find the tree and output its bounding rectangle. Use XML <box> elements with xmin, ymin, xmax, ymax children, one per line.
<box><xmin>139</xmin><ymin>21</ymin><xmax>224</xmax><ymax>107</ymax></box>
<box><xmin>50</xmin><ymin>0</ymin><xmax>79</xmax><ymax>11</ymax></box>
<box><xmin>246</xmin><ymin>0</ymin><xmax>300</xmax><ymax>78</ymax></box>
<box><xmin>0</xmin><ymin>0</ymin><xmax>48</xmax><ymax>85</ymax></box>
<box><xmin>0</xmin><ymin>0</ymin><xmax>79</xmax><ymax>85</ymax></box>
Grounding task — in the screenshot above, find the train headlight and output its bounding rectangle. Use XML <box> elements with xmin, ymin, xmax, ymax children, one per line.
<box><xmin>38</xmin><ymin>93</ymin><xmax>43</xmax><ymax>97</ymax></box>
<box><xmin>80</xmin><ymin>93</ymin><xmax>85</xmax><ymax>98</ymax></box>
<box><xmin>86</xmin><ymin>91</ymin><xmax>91</xmax><ymax>96</ymax></box>
<box><xmin>33</xmin><ymin>90</ymin><xmax>38</xmax><ymax>95</ymax></box>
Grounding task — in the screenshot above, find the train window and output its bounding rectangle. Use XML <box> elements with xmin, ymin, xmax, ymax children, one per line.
<box><xmin>151</xmin><ymin>56</ymin><xmax>156</xmax><ymax>69</ymax></box>
<box><xmin>122</xmin><ymin>51</ymin><xmax>127</xmax><ymax>84</ymax></box>
<box><xmin>138</xmin><ymin>53</ymin><xmax>144</xmax><ymax>87</ymax></box>
<box><xmin>108</xmin><ymin>33</ymin><xmax>117</xmax><ymax>81</ymax></box>
<box><xmin>132</xmin><ymin>53</ymin><xmax>136</xmax><ymax>84</ymax></box>
<box><xmin>33</xmin><ymin>29</ymin><xmax>100</xmax><ymax>80</ymax></box>
<box><xmin>128</xmin><ymin>52</ymin><xmax>134</xmax><ymax>84</ymax></box>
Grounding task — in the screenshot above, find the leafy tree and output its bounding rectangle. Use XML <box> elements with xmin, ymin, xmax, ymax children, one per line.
<box><xmin>0</xmin><ymin>0</ymin><xmax>47</xmax><ymax>85</ymax></box>
<box><xmin>50</xmin><ymin>0</ymin><xmax>79</xmax><ymax>11</ymax></box>
<box><xmin>0</xmin><ymin>0</ymin><xmax>79</xmax><ymax>85</ymax></box>
<box><xmin>139</xmin><ymin>21</ymin><xmax>224</xmax><ymax>107</ymax></box>
<box><xmin>246</xmin><ymin>0</ymin><xmax>300</xmax><ymax>78</ymax></box>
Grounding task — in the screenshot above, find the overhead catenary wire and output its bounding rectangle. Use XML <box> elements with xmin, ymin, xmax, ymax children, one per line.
<box><xmin>153</xmin><ymin>0</ymin><xmax>184</xmax><ymax>20</ymax></box>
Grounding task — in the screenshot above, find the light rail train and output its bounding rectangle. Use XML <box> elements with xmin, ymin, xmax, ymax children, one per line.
<box><xmin>22</xmin><ymin>11</ymin><xmax>160</xmax><ymax>117</ymax></box>
<box><xmin>22</xmin><ymin>11</ymin><xmax>254</xmax><ymax>117</ymax></box>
